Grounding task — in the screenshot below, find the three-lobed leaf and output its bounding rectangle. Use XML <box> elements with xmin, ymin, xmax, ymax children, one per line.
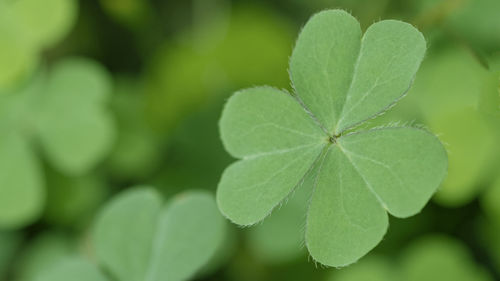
<box><xmin>217</xmin><ymin>9</ymin><xmax>447</xmax><ymax>267</ymax></box>
<box><xmin>93</xmin><ymin>187</ymin><xmax>226</xmax><ymax>281</ymax></box>
<box><xmin>0</xmin><ymin>58</ymin><xmax>115</xmax><ymax>229</ymax></box>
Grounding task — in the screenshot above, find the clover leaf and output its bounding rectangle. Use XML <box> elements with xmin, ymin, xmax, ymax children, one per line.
<box><xmin>93</xmin><ymin>188</ymin><xmax>226</xmax><ymax>281</ymax></box>
<box><xmin>217</xmin><ymin>10</ymin><xmax>448</xmax><ymax>267</ymax></box>
<box><xmin>0</xmin><ymin>58</ymin><xmax>114</xmax><ymax>229</ymax></box>
<box><xmin>0</xmin><ymin>0</ymin><xmax>77</xmax><ymax>89</ymax></box>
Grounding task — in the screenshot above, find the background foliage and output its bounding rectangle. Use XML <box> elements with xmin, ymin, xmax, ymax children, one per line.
<box><xmin>0</xmin><ymin>0</ymin><xmax>499</xmax><ymax>280</ymax></box>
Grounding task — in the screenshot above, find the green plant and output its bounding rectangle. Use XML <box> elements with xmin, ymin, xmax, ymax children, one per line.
<box><xmin>216</xmin><ymin>9</ymin><xmax>447</xmax><ymax>267</ymax></box>
<box><xmin>34</xmin><ymin>188</ymin><xmax>226</xmax><ymax>281</ymax></box>
<box><xmin>0</xmin><ymin>0</ymin><xmax>77</xmax><ymax>89</ymax></box>
<box><xmin>0</xmin><ymin>58</ymin><xmax>115</xmax><ymax>229</ymax></box>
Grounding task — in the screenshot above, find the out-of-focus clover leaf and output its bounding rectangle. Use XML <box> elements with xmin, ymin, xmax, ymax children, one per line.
<box><xmin>34</xmin><ymin>258</ymin><xmax>109</xmax><ymax>281</ymax></box>
<box><xmin>0</xmin><ymin>134</ymin><xmax>44</xmax><ymax>229</ymax></box>
<box><xmin>328</xmin><ymin>236</ymin><xmax>493</xmax><ymax>281</ymax></box>
<box><xmin>13</xmin><ymin>232</ymin><xmax>74</xmax><ymax>281</ymax></box>
<box><xmin>36</xmin><ymin>59</ymin><xmax>115</xmax><ymax>174</ymax></box>
<box><xmin>0</xmin><ymin>0</ymin><xmax>77</xmax><ymax>89</ymax></box>
<box><xmin>93</xmin><ymin>187</ymin><xmax>226</xmax><ymax>281</ymax></box>
<box><xmin>0</xmin><ymin>58</ymin><xmax>114</xmax><ymax>229</ymax></box>
<box><xmin>145</xmin><ymin>4</ymin><xmax>293</xmax><ymax>132</ymax></box>
<box><xmin>217</xmin><ymin>10</ymin><xmax>447</xmax><ymax>267</ymax></box>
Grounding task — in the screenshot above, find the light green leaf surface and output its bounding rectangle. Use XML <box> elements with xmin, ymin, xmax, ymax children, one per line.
<box><xmin>0</xmin><ymin>25</ymin><xmax>36</xmax><ymax>90</ymax></box>
<box><xmin>217</xmin><ymin>9</ymin><xmax>447</xmax><ymax>267</ymax></box>
<box><xmin>94</xmin><ymin>188</ymin><xmax>161</xmax><ymax>281</ymax></box>
<box><xmin>145</xmin><ymin>191</ymin><xmax>226</xmax><ymax>281</ymax></box>
<box><xmin>0</xmin><ymin>134</ymin><xmax>44</xmax><ymax>229</ymax></box>
<box><xmin>34</xmin><ymin>258</ymin><xmax>109</xmax><ymax>281</ymax></box>
<box><xmin>0</xmin><ymin>0</ymin><xmax>77</xmax><ymax>49</ymax></box>
<box><xmin>290</xmin><ymin>10</ymin><xmax>426</xmax><ymax>134</ymax></box>
<box><xmin>94</xmin><ymin>188</ymin><xmax>225</xmax><ymax>281</ymax></box>
<box><xmin>338</xmin><ymin>128</ymin><xmax>447</xmax><ymax>217</ymax></box>
<box><xmin>305</xmin><ymin>146</ymin><xmax>388</xmax><ymax>267</ymax></box>
<box><xmin>36</xmin><ymin>58</ymin><xmax>115</xmax><ymax>175</ymax></box>
<box><xmin>14</xmin><ymin>232</ymin><xmax>74</xmax><ymax>281</ymax></box>
<box><xmin>0</xmin><ymin>0</ymin><xmax>76</xmax><ymax>89</ymax></box>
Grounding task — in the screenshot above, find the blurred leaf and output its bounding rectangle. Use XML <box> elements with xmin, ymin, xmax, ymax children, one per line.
<box><xmin>0</xmin><ymin>0</ymin><xmax>77</xmax><ymax>89</ymax></box>
<box><xmin>14</xmin><ymin>232</ymin><xmax>74</xmax><ymax>281</ymax></box>
<box><xmin>0</xmin><ymin>0</ymin><xmax>77</xmax><ymax>49</ymax></box>
<box><xmin>0</xmin><ymin>25</ymin><xmax>36</xmax><ymax>90</ymax></box>
<box><xmin>34</xmin><ymin>258</ymin><xmax>109</xmax><ymax>281</ymax></box>
<box><xmin>94</xmin><ymin>188</ymin><xmax>226</xmax><ymax>281</ymax></box>
<box><xmin>0</xmin><ymin>134</ymin><xmax>43</xmax><ymax>229</ymax></box>
<box><xmin>0</xmin><ymin>58</ymin><xmax>114</xmax><ymax>229</ymax></box>
<box><xmin>36</xmin><ymin>58</ymin><xmax>115</xmax><ymax>175</ymax></box>
<box><xmin>217</xmin><ymin>10</ymin><xmax>447</xmax><ymax>267</ymax></box>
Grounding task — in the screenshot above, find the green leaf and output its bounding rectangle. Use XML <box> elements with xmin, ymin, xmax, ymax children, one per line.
<box><xmin>218</xmin><ymin>87</ymin><xmax>325</xmax><ymax>225</ymax></box>
<box><xmin>34</xmin><ymin>258</ymin><xmax>110</xmax><ymax>281</ymax></box>
<box><xmin>14</xmin><ymin>232</ymin><xmax>74</xmax><ymax>281</ymax></box>
<box><xmin>290</xmin><ymin>10</ymin><xmax>426</xmax><ymax>134</ymax></box>
<box><xmin>0</xmin><ymin>0</ymin><xmax>77</xmax><ymax>89</ymax></box>
<box><xmin>36</xmin><ymin>58</ymin><xmax>115</xmax><ymax>175</ymax></box>
<box><xmin>94</xmin><ymin>188</ymin><xmax>226</xmax><ymax>281</ymax></box>
<box><xmin>0</xmin><ymin>134</ymin><xmax>43</xmax><ymax>229</ymax></box>
<box><xmin>0</xmin><ymin>0</ymin><xmax>77</xmax><ymax>49</ymax></box>
<box><xmin>217</xmin><ymin>9</ymin><xmax>447</xmax><ymax>267</ymax></box>
<box><xmin>94</xmin><ymin>188</ymin><xmax>161</xmax><ymax>281</ymax></box>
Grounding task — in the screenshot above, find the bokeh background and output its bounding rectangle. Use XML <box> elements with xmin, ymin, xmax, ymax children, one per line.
<box><xmin>0</xmin><ymin>0</ymin><xmax>499</xmax><ymax>280</ymax></box>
